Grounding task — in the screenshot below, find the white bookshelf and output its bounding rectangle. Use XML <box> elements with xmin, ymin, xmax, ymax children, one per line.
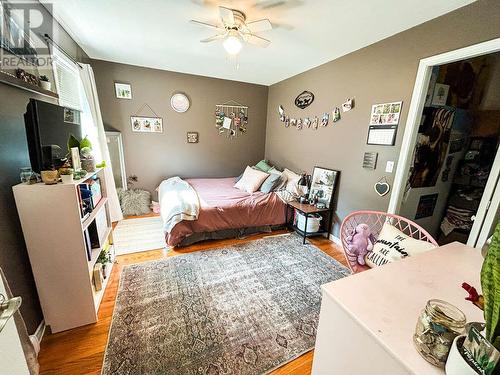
<box><xmin>13</xmin><ymin>168</ymin><xmax>114</xmax><ymax>333</ymax></box>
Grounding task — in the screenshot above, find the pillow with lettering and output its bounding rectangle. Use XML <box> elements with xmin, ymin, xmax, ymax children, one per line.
<box><xmin>365</xmin><ymin>222</ymin><xmax>436</xmax><ymax>268</ymax></box>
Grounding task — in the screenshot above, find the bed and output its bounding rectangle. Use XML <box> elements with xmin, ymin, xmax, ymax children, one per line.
<box><xmin>160</xmin><ymin>177</ymin><xmax>287</xmax><ymax>247</ymax></box>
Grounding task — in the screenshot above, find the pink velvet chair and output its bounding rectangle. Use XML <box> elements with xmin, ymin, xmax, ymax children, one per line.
<box><xmin>340</xmin><ymin>210</ymin><xmax>438</xmax><ymax>273</ymax></box>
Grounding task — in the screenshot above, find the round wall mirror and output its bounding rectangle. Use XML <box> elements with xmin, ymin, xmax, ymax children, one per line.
<box><xmin>171</xmin><ymin>93</ymin><xmax>190</xmax><ymax>113</ymax></box>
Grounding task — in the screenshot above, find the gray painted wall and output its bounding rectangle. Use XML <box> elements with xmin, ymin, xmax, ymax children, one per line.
<box><xmin>265</xmin><ymin>0</ymin><xmax>500</xmax><ymax>237</ymax></box>
<box><xmin>91</xmin><ymin>60</ymin><xmax>269</xmax><ymax>195</ymax></box>
<box><xmin>0</xmin><ymin>2</ymin><xmax>88</xmax><ymax>333</ymax></box>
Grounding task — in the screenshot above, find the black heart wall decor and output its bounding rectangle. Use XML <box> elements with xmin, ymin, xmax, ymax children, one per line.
<box><xmin>295</xmin><ymin>91</ymin><xmax>314</xmax><ymax>109</ymax></box>
<box><xmin>374</xmin><ymin>178</ymin><xmax>390</xmax><ymax>197</ymax></box>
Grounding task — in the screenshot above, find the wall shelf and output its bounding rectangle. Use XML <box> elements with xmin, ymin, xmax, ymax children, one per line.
<box><xmin>0</xmin><ymin>71</ymin><xmax>59</xmax><ymax>99</ymax></box>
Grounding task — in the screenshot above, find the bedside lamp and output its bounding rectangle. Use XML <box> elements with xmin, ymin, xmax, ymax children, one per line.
<box><xmin>298</xmin><ymin>174</ymin><xmax>311</xmax><ymax>202</ymax></box>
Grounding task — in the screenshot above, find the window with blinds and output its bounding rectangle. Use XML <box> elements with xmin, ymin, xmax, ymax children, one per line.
<box><xmin>52</xmin><ymin>47</ymin><xmax>82</xmax><ymax>110</ymax></box>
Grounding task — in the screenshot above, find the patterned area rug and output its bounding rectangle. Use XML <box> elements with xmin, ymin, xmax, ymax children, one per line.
<box><xmin>113</xmin><ymin>216</ymin><xmax>166</xmax><ymax>255</ymax></box>
<box><xmin>102</xmin><ymin>234</ymin><xmax>350</xmax><ymax>375</ymax></box>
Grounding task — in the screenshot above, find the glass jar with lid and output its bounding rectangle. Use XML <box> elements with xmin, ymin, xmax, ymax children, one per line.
<box><xmin>413</xmin><ymin>299</ymin><xmax>466</xmax><ymax>367</ymax></box>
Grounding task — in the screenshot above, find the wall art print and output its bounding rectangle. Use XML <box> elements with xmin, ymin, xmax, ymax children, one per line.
<box><xmin>408</xmin><ymin>107</ymin><xmax>455</xmax><ymax>188</ymax></box>
<box><xmin>131</xmin><ymin>116</ymin><xmax>163</xmax><ymax>133</ymax></box>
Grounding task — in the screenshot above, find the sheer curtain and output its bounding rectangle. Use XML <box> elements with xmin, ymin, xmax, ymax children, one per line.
<box><xmin>79</xmin><ymin>64</ymin><xmax>123</xmax><ymax>222</ymax></box>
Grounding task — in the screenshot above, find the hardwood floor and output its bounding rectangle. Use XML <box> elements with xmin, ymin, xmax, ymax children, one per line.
<box><xmin>38</xmin><ymin>222</ymin><xmax>347</xmax><ymax>375</ymax></box>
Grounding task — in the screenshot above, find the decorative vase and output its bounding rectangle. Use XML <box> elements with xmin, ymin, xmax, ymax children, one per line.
<box><xmin>40</xmin><ymin>170</ymin><xmax>58</xmax><ymax>185</ymax></box>
<box><xmin>61</xmin><ymin>174</ymin><xmax>74</xmax><ymax>184</ymax></box>
<box><xmin>40</xmin><ymin>81</ymin><xmax>51</xmax><ymax>91</ymax></box>
<box><xmin>81</xmin><ymin>158</ymin><xmax>96</xmax><ymax>173</ymax></box>
<box><xmin>445</xmin><ymin>336</ymin><xmax>478</xmax><ymax>375</ymax></box>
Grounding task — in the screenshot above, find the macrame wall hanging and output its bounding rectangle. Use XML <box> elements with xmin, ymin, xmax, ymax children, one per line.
<box><xmin>215</xmin><ymin>100</ymin><xmax>248</xmax><ymax>139</ymax></box>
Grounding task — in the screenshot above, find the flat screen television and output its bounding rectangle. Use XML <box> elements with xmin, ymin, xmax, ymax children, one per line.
<box><xmin>24</xmin><ymin>99</ymin><xmax>82</xmax><ymax>173</ymax></box>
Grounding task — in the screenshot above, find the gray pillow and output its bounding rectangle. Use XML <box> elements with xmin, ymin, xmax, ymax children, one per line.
<box><xmin>260</xmin><ymin>173</ymin><xmax>282</xmax><ymax>193</ymax></box>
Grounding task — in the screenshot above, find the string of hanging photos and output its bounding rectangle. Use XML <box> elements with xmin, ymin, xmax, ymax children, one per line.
<box><xmin>215</xmin><ymin>100</ymin><xmax>248</xmax><ymax>139</ymax></box>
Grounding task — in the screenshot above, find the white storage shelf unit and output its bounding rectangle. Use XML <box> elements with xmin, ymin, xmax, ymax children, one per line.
<box><xmin>13</xmin><ymin>168</ymin><xmax>114</xmax><ymax>333</ymax></box>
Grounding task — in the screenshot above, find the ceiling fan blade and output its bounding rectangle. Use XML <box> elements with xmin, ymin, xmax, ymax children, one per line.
<box><xmin>245</xmin><ymin>34</ymin><xmax>271</xmax><ymax>48</ymax></box>
<box><xmin>253</xmin><ymin>0</ymin><xmax>303</xmax><ymax>9</ymax></box>
<box><xmin>219</xmin><ymin>6</ymin><xmax>235</xmax><ymax>26</ymax></box>
<box><xmin>190</xmin><ymin>19</ymin><xmax>222</xmax><ymax>29</ymax></box>
<box><xmin>246</xmin><ymin>19</ymin><xmax>272</xmax><ymax>33</ymax></box>
<box><xmin>200</xmin><ymin>32</ymin><xmax>227</xmax><ymax>43</ymax></box>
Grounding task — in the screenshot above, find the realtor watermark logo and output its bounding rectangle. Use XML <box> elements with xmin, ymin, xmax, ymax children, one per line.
<box><xmin>0</xmin><ymin>0</ymin><xmax>53</xmax><ymax>69</ymax></box>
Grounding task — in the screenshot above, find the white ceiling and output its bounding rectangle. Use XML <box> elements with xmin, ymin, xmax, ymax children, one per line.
<box><xmin>43</xmin><ymin>0</ymin><xmax>475</xmax><ymax>85</ymax></box>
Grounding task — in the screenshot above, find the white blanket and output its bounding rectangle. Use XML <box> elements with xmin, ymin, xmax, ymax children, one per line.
<box><xmin>158</xmin><ymin>177</ymin><xmax>200</xmax><ymax>233</ymax></box>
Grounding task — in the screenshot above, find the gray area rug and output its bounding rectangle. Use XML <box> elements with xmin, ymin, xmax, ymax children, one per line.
<box><xmin>102</xmin><ymin>234</ymin><xmax>350</xmax><ymax>375</ymax></box>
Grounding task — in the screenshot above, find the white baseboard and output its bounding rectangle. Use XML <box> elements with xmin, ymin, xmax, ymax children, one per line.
<box><xmin>29</xmin><ymin>320</ymin><xmax>45</xmax><ymax>356</ymax></box>
<box><xmin>329</xmin><ymin>234</ymin><xmax>342</xmax><ymax>246</ymax></box>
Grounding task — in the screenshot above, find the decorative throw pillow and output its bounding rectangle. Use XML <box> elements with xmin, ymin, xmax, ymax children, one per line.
<box><xmin>268</xmin><ymin>166</ymin><xmax>282</xmax><ymax>174</ymax></box>
<box><xmin>234</xmin><ymin>166</ymin><xmax>269</xmax><ymax>193</ymax></box>
<box><xmin>282</xmin><ymin>168</ymin><xmax>301</xmax><ymax>196</ymax></box>
<box><xmin>260</xmin><ymin>173</ymin><xmax>283</xmax><ymax>193</ymax></box>
<box><xmin>235</xmin><ymin>166</ymin><xmax>259</xmax><ymax>183</ymax></box>
<box><xmin>255</xmin><ymin>160</ymin><xmax>273</xmax><ymax>173</ymax></box>
<box><xmin>267</xmin><ymin>167</ymin><xmax>287</xmax><ymax>190</ymax></box>
<box><xmin>365</xmin><ymin>222</ymin><xmax>436</xmax><ymax>268</ymax></box>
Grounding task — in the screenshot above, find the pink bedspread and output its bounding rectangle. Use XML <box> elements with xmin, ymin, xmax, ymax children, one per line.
<box><xmin>166</xmin><ymin>177</ymin><xmax>286</xmax><ymax>246</ymax></box>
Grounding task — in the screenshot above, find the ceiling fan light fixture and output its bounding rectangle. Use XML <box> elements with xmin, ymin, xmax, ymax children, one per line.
<box><xmin>223</xmin><ymin>34</ymin><xmax>242</xmax><ymax>55</ymax></box>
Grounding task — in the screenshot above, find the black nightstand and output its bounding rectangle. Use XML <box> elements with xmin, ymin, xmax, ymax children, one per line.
<box><xmin>286</xmin><ymin>200</ymin><xmax>334</xmax><ymax>244</ymax></box>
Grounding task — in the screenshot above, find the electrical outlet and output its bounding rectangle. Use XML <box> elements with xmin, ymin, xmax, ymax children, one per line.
<box><xmin>385</xmin><ymin>161</ymin><xmax>395</xmax><ymax>173</ymax></box>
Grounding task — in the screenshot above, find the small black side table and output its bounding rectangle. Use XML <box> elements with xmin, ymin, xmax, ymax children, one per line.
<box><xmin>286</xmin><ymin>200</ymin><xmax>334</xmax><ymax>244</ymax></box>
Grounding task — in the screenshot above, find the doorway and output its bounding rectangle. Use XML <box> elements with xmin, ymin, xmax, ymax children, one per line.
<box><xmin>389</xmin><ymin>39</ymin><xmax>500</xmax><ymax>248</ymax></box>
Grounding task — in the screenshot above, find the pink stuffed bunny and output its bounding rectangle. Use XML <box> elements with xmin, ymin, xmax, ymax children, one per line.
<box><xmin>346</xmin><ymin>223</ymin><xmax>374</xmax><ymax>266</ymax></box>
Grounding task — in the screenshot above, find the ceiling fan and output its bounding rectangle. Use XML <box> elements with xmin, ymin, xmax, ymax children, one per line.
<box><xmin>190</xmin><ymin>6</ymin><xmax>273</xmax><ymax>55</ymax></box>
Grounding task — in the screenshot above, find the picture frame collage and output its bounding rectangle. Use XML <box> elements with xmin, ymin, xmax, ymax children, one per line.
<box><xmin>366</xmin><ymin>101</ymin><xmax>403</xmax><ymax>146</ymax></box>
<box><xmin>369</xmin><ymin>101</ymin><xmax>402</xmax><ymax>126</ymax></box>
<box><xmin>131</xmin><ymin>116</ymin><xmax>163</xmax><ymax>133</ymax></box>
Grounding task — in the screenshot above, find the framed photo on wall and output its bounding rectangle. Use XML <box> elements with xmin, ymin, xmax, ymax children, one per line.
<box><xmin>308</xmin><ymin>167</ymin><xmax>340</xmax><ymax>208</ymax></box>
<box><xmin>115</xmin><ymin>82</ymin><xmax>132</xmax><ymax>99</ymax></box>
<box><xmin>131</xmin><ymin>116</ymin><xmax>163</xmax><ymax>133</ymax></box>
<box><xmin>187</xmin><ymin>132</ymin><xmax>199</xmax><ymax>143</ymax></box>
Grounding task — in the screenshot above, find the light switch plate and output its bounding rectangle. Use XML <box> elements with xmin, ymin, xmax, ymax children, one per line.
<box><xmin>385</xmin><ymin>161</ymin><xmax>395</xmax><ymax>173</ymax></box>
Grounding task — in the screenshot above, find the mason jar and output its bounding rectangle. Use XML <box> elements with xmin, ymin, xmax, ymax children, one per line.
<box><xmin>20</xmin><ymin>167</ymin><xmax>34</xmax><ymax>184</ymax></box>
<box><xmin>413</xmin><ymin>299</ymin><xmax>466</xmax><ymax>367</ymax></box>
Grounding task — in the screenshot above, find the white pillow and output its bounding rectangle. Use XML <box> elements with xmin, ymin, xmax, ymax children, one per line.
<box><xmin>234</xmin><ymin>166</ymin><xmax>269</xmax><ymax>193</ymax></box>
<box><xmin>365</xmin><ymin>222</ymin><xmax>436</xmax><ymax>268</ymax></box>
<box><xmin>282</xmin><ymin>168</ymin><xmax>301</xmax><ymax>196</ymax></box>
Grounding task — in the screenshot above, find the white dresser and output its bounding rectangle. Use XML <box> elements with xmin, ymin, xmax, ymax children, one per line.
<box><xmin>312</xmin><ymin>242</ymin><xmax>484</xmax><ymax>375</ymax></box>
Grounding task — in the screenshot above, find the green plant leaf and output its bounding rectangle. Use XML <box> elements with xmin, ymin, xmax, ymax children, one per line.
<box><xmin>80</xmin><ymin>136</ymin><xmax>92</xmax><ymax>150</ymax></box>
<box><xmin>481</xmin><ymin>221</ymin><xmax>500</xmax><ymax>351</ymax></box>
<box><xmin>67</xmin><ymin>134</ymin><xmax>80</xmax><ymax>151</ymax></box>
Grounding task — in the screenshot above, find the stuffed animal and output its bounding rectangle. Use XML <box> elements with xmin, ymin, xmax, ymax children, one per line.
<box><xmin>346</xmin><ymin>223</ymin><xmax>374</xmax><ymax>266</ymax></box>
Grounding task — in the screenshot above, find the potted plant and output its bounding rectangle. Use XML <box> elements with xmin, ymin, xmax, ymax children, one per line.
<box><xmin>446</xmin><ymin>221</ymin><xmax>500</xmax><ymax>374</ymax></box>
<box><xmin>39</xmin><ymin>75</ymin><xmax>51</xmax><ymax>91</ymax></box>
<box><xmin>96</xmin><ymin>249</ymin><xmax>112</xmax><ymax>278</ymax></box>
<box><xmin>80</xmin><ymin>145</ymin><xmax>96</xmax><ymax>172</ymax></box>
<box><xmin>59</xmin><ymin>167</ymin><xmax>74</xmax><ymax>184</ymax></box>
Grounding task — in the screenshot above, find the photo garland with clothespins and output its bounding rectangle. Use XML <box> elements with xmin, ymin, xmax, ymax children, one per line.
<box><xmin>278</xmin><ymin>98</ymin><xmax>354</xmax><ymax>131</ymax></box>
<box><xmin>131</xmin><ymin>103</ymin><xmax>163</xmax><ymax>133</ymax></box>
<box><xmin>215</xmin><ymin>100</ymin><xmax>248</xmax><ymax>139</ymax></box>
